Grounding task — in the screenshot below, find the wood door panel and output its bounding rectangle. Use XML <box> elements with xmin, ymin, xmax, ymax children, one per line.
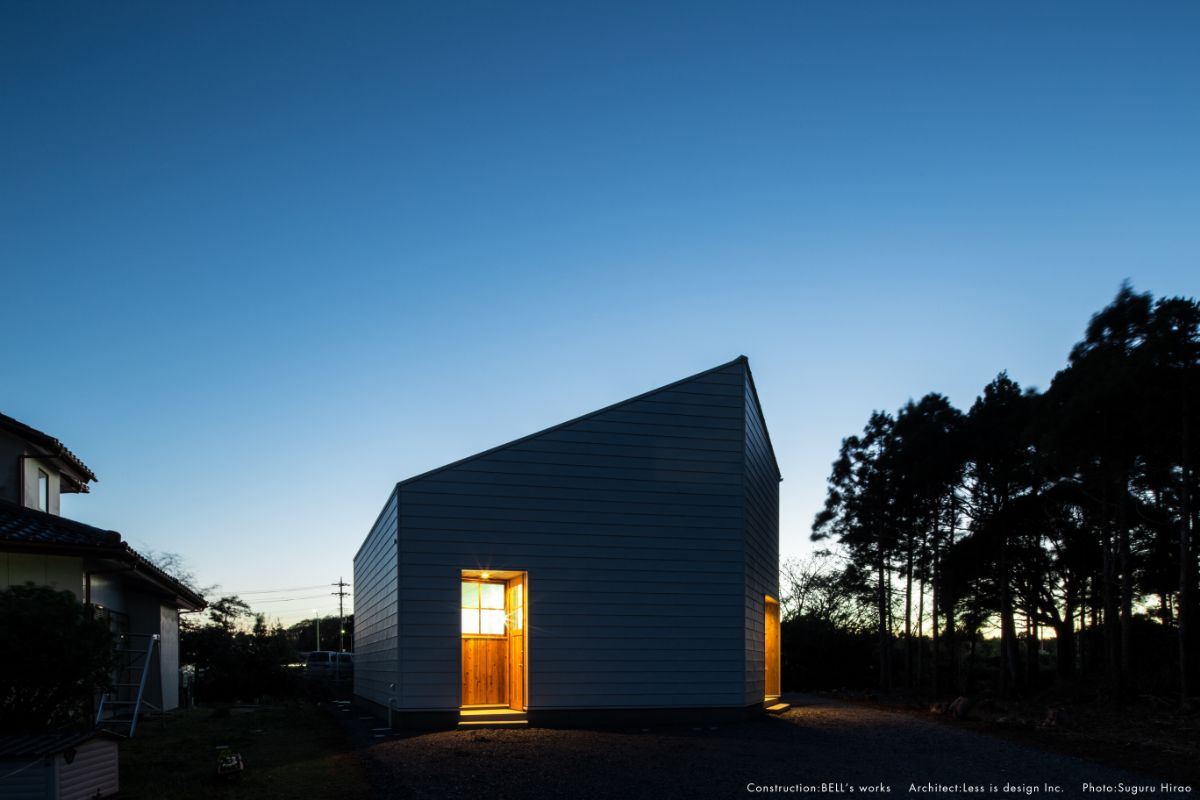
<box><xmin>462</xmin><ymin>638</ymin><xmax>507</xmax><ymax>705</ymax></box>
<box><xmin>764</xmin><ymin>597</ymin><xmax>781</xmax><ymax>697</ymax></box>
<box><xmin>507</xmin><ymin>574</ymin><xmax>525</xmax><ymax>710</ymax></box>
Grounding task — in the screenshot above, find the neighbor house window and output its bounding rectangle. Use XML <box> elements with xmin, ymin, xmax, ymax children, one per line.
<box><xmin>37</xmin><ymin>470</ymin><xmax>49</xmax><ymax>512</ymax></box>
<box><xmin>461</xmin><ymin>581</ymin><xmax>505</xmax><ymax>635</ymax></box>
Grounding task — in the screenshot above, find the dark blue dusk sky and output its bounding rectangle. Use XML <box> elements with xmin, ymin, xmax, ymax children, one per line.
<box><xmin>3</xmin><ymin>2</ymin><xmax>1196</xmax><ymax>623</ymax></box>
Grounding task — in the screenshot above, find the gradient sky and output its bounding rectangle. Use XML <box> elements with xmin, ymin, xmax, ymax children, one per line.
<box><xmin>2</xmin><ymin>2</ymin><xmax>1196</xmax><ymax>626</ymax></box>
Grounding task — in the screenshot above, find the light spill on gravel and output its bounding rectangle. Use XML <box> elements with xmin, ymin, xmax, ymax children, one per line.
<box><xmin>360</xmin><ymin>695</ymin><xmax>1158</xmax><ymax>800</ymax></box>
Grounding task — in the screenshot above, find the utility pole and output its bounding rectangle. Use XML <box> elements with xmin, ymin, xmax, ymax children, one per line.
<box><xmin>332</xmin><ymin>578</ymin><xmax>350</xmax><ymax>683</ymax></box>
<box><xmin>332</xmin><ymin>578</ymin><xmax>350</xmax><ymax>652</ymax></box>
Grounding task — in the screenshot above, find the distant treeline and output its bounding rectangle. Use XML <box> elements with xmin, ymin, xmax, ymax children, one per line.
<box><xmin>180</xmin><ymin>598</ymin><xmax>355</xmax><ymax>703</ymax></box>
<box><xmin>789</xmin><ymin>284</ymin><xmax>1197</xmax><ymax>703</ymax></box>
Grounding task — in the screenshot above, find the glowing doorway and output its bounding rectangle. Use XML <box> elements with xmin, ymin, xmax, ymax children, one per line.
<box><xmin>461</xmin><ymin>570</ymin><xmax>527</xmax><ymax>710</ymax></box>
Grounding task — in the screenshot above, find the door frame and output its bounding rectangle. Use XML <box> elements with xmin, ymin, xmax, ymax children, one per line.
<box><xmin>764</xmin><ymin>594</ymin><xmax>781</xmax><ymax>699</ymax></box>
<box><xmin>459</xmin><ymin>570</ymin><xmax>528</xmax><ymax>710</ymax></box>
<box><xmin>506</xmin><ymin>573</ymin><xmax>527</xmax><ymax>711</ymax></box>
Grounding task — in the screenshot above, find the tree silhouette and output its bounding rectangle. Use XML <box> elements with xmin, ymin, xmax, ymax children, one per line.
<box><xmin>805</xmin><ymin>284</ymin><xmax>1199</xmax><ymax>702</ymax></box>
<box><xmin>889</xmin><ymin>394</ymin><xmax>964</xmax><ymax>691</ymax></box>
<box><xmin>813</xmin><ymin>411</ymin><xmax>900</xmax><ymax>688</ymax></box>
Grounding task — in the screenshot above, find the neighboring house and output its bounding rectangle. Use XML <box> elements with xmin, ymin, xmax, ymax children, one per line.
<box><xmin>353</xmin><ymin>357</ymin><xmax>781</xmax><ymax>729</ymax></box>
<box><xmin>0</xmin><ymin>412</ymin><xmax>205</xmax><ymax>717</ymax></box>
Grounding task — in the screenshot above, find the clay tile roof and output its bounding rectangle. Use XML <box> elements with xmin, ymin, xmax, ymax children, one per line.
<box><xmin>0</xmin><ymin>501</ymin><xmax>121</xmax><ymax>548</ymax></box>
<box><xmin>0</xmin><ymin>501</ymin><xmax>205</xmax><ymax>610</ymax></box>
<box><xmin>0</xmin><ymin>412</ymin><xmax>98</xmax><ymax>487</ymax></box>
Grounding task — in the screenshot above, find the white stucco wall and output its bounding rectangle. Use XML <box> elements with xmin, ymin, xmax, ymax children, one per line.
<box><xmin>159</xmin><ymin>604</ymin><xmax>180</xmax><ymax>710</ymax></box>
<box><xmin>0</xmin><ymin>552</ymin><xmax>82</xmax><ymax>598</ymax></box>
<box><xmin>21</xmin><ymin>455</ymin><xmax>61</xmax><ymax>514</ymax></box>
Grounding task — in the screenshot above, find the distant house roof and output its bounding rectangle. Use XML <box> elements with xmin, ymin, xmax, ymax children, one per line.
<box><xmin>0</xmin><ymin>500</ymin><xmax>205</xmax><ymax>611</ymax></box>
<box><xmin>395</xmin><ymin>355</ymin><xmax>782</xmax><ymax>490</ymax></box>
<box><xmin>0</xmin><ymin>412</ymin><xmax>98</xmax><ymax>492</ymax></box>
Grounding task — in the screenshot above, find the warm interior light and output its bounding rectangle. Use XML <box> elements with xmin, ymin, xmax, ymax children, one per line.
<box><xmin>480</xmin><ymin>571</ymin><xmax>490</xmax><ymax>579</ymax></box>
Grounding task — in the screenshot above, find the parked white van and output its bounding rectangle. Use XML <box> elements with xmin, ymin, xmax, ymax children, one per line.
<box><xmin>305</xmin><ymin>650</ymin><xmax>353</xmax><ymax>677</ymax></box>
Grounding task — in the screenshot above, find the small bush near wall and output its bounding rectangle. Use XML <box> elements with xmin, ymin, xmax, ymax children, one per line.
<box><xmin>0</xmin><ymin>583</ymin><xmax>114</xmax><ymax>731</ymax></box>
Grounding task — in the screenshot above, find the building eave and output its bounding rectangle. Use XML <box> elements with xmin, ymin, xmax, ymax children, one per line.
<box><xmin>0</xmin><ymin>412</ymin><xmax>99</xmax><ymax>485</ymax></box>
<box><xmin>0</xmin><ymin>501</ymin><xmax>205</xmax><ymax>611</ymax></box>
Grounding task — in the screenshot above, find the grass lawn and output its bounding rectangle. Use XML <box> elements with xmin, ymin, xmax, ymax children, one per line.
<box><xmin>119</xmin><ymin>702</ymin><xmax>370</xmax><ymax>800</ymax></box>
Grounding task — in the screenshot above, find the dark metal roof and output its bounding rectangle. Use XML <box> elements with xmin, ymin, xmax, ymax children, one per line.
<box><xmin>0</xmin><ymin>729</ymin><xmax>114</xmax><ymax>758</ymax></box>
<box><xmin>0</xmin><ymin>500</ymin><xmax>205</xmax><ymax>610</ymax></box>
<box><xmin>0</xmin><ymin>412</ymin><xmax>98</xmax><ymax>489</ymax></box>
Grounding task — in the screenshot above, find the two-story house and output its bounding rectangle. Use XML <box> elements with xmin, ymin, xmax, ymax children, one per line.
<box><xmin>0</xmin><ymin>412</ymin><xmax>204</xmax><ymax>718</ymax></box>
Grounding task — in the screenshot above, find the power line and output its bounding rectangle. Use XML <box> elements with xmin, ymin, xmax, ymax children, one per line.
<box><xmin>272</xmin><ymin>609</ymin><xmax>340</xmax><ymax>626</ymax></box>
<box><xmin>244</xmin><ymin>593</ymin><xmax>332</xmax><ymax>604</ymax></box>
<box><xmin>223</xmin><ymin>584</ymin><xmax>331</xmax><ymax>595</ymax></box>
<box><xmin>274</xmin><ymin>609</ymin><xmax>337</xmax><ymax>619</ymax></box>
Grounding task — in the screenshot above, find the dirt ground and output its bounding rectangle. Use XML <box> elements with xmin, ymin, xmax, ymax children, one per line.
<box><xmin>120</xmin><ymin>703</ymin><xmax>370</xmax><ymax>800</ymax></box>
<box><xmin>828</xmin><ymin>689</ymin><xmax>1200</xmax><ymax>789</ymax></box>
<box><xmin>334</xmin><ymin>694</ymin><xmax>1192</xmax><ymax>800</ymax></box>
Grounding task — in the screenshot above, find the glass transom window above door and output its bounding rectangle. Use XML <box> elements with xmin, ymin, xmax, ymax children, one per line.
<box><xmin>462</xmin><ymin>581</ymin><xmax>506</xmax><ymax>635</ymax></box>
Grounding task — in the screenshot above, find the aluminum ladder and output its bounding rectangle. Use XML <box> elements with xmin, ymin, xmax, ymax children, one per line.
<box><xmin>96</xmin><ymin>633</ymin><xmax>161</xmax><ymax>737</ymax></box>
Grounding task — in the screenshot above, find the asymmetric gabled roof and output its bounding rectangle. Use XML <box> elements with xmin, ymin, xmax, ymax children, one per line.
<box><xmin>0</xmin><ymin>500</ymin><xmax>206</xmax><ymax>610</ymax></box>
<box><xmin>396</xmin><ymin>355</ymin><xmax>781</xmax><ymax>490</ymax></box>
<box><xmin>0</xmin><ymin>411</ymin><xmax>98</xmax><ymax>491</ymax></box>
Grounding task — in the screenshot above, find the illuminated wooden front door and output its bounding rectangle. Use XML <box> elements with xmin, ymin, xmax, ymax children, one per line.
<box><xmin>764</xmin><ymin>595</ymin><xmax>781</xmax><ymax>698</ymax></box>
<box><xmin>462</xmin><ymin>579</ymin><xmax>508</xmax><ymax>705</ymax></box>
<box><xmin>462</xmin><ymin>638</ymin><xmax>507</xmax><ymax>705</ymax></box>
<box><xmin>461</xmin><ymin>573</ymin><xmax>528</xmax><ymax>708</ymax></box>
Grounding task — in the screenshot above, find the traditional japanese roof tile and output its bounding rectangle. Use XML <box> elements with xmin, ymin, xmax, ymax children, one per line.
<box><xmin>0</xmin><ymin>412</ymin><xmax>98</xmax><ymax>490</ymax></box>
<box><xmin>0</xmin><ymin>500</ymin><xmax>205</xmax><ymax>610</ymax></box>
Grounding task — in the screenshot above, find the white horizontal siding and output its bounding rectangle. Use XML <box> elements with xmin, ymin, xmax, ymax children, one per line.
<box><xmin>402</xmin><ymin>490</ymin><xmax>744</xmax><ymax>515</ymax></box>
<box><xmin>402</xmin><ymin>469</ymin><xmax>744</xmax><ymax>496</ymax></box>
<box><xmin>159</xmin><ymin>606</ymin><xmax>179</xmax><ymax>711</ymax></box>
<box><xmin>352</xmin><ymin>491</ymin><xmax>399</xmax><ymax>710</ymax></box>
<box><xmin>59</xmin><ymin>738</ymin><xmax>119</xmax><ymax>800</ymax></box>
<box><xmin>395</xmin><ymin>363</ymin><xmax>751</xmax><ymax>711</ymax></box>
<box><xmin>743</xmin><ymin>375</ymin><xmax>781</xmax><ymax>704</ymax></box>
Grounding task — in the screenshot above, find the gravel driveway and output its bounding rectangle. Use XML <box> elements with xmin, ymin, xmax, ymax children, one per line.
<box><xmin>351</xmin><ymin>694</ymin><xmax>1184</xmax><ymax>800</ymax></box>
